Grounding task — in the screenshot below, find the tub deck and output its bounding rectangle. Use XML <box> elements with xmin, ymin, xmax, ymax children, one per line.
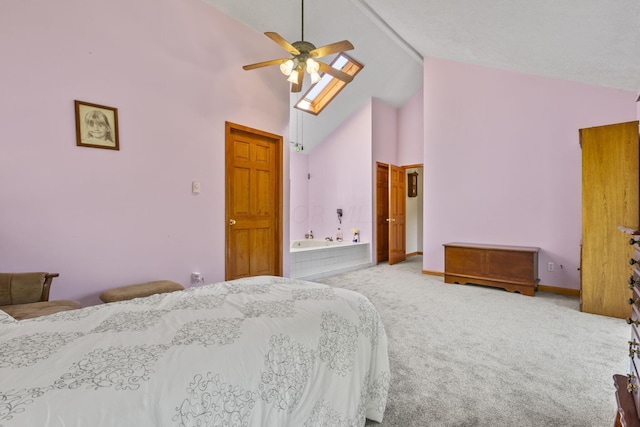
<box><xmin>289</xmin><ymin>240</ymin><xmax>371</xmax><ymax>280</ymax></box>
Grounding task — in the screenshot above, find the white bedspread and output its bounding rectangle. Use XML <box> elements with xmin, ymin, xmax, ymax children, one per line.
<box><xmin>0</xmin><ymin>276</ymin><xmax>389</xmax><ymax>426</ymax></box>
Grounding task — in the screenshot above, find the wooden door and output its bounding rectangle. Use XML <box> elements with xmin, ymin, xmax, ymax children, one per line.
<box><xmin>376</xmin><ymin>163</ymin><xmax>389</xmax><ymax>263</ymax></box>
<box><xmin>581</xmin><ymin>121</ymin><xmax>639</xmax><ymax>318</ymax></box>
<box><xmin>388</xmin><ymin>164</ymin><xmax>406</xmax><ymax>265</ymax></box>
<box><xmin>225</xmin><ymin>122</ymin><xmax>282</xmax><ymax>280</ymax></box>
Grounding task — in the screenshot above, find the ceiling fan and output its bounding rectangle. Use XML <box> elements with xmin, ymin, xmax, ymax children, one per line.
<box><xmin>242</xmin><ymin>0</ymin><xmax>355</xmax><ymax>93</ymax></box>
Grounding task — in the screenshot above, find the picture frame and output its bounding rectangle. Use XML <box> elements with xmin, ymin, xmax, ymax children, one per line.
<box><xmin>408</xmin><ymin>171</ymin><xmax>418</xmax><ymax>197</ymax></box>
<box><xmin>75</xmin><ymin>100</ymin><xmax>119</xmax><ymax>150</ymax></box>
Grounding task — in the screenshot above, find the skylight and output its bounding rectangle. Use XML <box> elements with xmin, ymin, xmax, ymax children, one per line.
<box><xmin>294</xmin><ymin>53</ymin><xmax>363</xmax><ymax>116</ymax></box>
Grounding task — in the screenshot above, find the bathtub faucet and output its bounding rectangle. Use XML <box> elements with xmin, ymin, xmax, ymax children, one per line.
<box><xmin>325</xmin><ymin>237</ymin><xmax>333</xmax><ymax>242</ymax></box>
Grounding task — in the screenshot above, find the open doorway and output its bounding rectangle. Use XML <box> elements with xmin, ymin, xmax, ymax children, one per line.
<box><xmin>405</xmin><ymin>165</ymin><xmax>424</xmax><ymax>258</ymax></box>
<box><xmin>375</xmin><ymin>163</ymin><xmax>423</xmax><ymax>265</ymax></box>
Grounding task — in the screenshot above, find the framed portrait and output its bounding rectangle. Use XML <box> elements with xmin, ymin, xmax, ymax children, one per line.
<box><xmin>75</xmin><ymin>100</ymin><xmax>119</xmax><ymax>150</ymax></box>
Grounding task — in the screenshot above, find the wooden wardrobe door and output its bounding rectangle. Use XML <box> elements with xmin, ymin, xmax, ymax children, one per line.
<box><xmin>581</xmin><ymin>121</ymin><xmax>639</xmax><ymax>318</ymax></box>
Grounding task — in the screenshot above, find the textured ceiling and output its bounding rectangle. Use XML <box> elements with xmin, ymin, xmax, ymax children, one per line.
<box><xmin>365</xmin><ymin>0</ymin><xmax>640</xmax><ymax>90</ymax></box>
<box><xmin>205</xmin><ymin>0</ymin><xmax>640</xmax><ymax>151</ymax></box>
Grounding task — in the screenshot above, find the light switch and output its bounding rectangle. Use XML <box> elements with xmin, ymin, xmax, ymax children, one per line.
<box><xmin>192</xmin><ymin>181</ymin><xmax>201</xmax><ymax>194</ymax></box>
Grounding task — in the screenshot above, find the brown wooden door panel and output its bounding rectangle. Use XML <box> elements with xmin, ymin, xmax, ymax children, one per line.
<box><xmin>229</xmin><ymin>228</ymin><xmax>251</xmax><ymax>277</ymax></box>
<box><xmin>225</xmin><ymin>122</ymin><xmax>282</xmax><ymax>280</ymax></box>
<box><xmin>376</xmin><ymin>163</ymin><xmax>389</xmax><ymax>263</ymax></box>
<box><xmin>250</xmin><ymin>227</ymin><xmax>274</xmax><ymax>275</ymax></box>
<box><xmin>389</xmin><ymin>164</ymin><xmax>406</xmax><ymax>265</ymax></box>
<box><xmin>256</xmin><ymin>170</ymin><xmax>274</xmax><ymax>215</ymax></box>
<box><xmin>581</xmin><ymin>120</ymin><xmax>639</xmax><ymax>318</ymax></box>
<box><xmin>233</xmin><ymin>167</ymin><xmax>251</xmax><ymax>214</ymax></box>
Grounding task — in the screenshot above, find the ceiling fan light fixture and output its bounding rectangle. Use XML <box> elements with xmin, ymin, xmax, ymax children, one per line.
<box><xmin>305</xmin><ymin>58</ymin><xmax>321</xmax><ymax>83</ymax></box>
<box><xmin>306</xmin><ymin>58</ymin><xmax>319</xmax><ymax>73</ymax></box>
<box><xmin>287</xmin><ymin>69</ymin><xmax>300</xmax><ymax>83</ymax></box>
<box><xmin>303</xmin><ymin>58</ymin><xmax>319</xmax><ymax>83</ymax></box>
<box><xmin>310</xmin><ymin>70</ymin><xmax>322</xmax><ymax>84</ymax></box>
<box><xmin>280</xmin><ymin>59</ymin><xmax>295</xmax><ymax>76</ymax></box>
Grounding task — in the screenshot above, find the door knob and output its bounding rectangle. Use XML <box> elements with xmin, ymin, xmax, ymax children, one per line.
<box><xmin>386</xmin><ymin>218</ymin><xmax>396</xmax><ymax>222</ymax></box>
<box><xmin>229</xmin><ymin>219</ymin><xmax>236</xmax><ymax>226</ymax></box>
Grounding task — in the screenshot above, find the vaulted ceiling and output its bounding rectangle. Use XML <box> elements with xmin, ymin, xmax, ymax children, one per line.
<box><xmin>206</xmin><ymin>0</ymin><xmax>640</xmax><ymax>151</ymax></box>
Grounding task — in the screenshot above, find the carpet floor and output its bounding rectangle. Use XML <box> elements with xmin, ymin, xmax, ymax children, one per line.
<box><xmin>317</xmin><ymin>256</ymin><xmax>629</xmax><ymax>427</ymax></box>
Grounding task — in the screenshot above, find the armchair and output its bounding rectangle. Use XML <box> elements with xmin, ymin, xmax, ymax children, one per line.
<box><xmin>0</xmin><ymin>272</ymin><xmax>80</xmax><ymax>320</ymax></box>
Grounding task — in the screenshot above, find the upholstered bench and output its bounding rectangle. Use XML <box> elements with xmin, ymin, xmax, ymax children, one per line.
<box><xmin>99</xmin><ymin>280</ymin><xmax>185</xmax><ymax>303</ymax></box>
<box><xmin>2</xmin><ymin>300</ymin><xmax>80</xmax><ymax>320</ymax></box>
<box><xmin>0</xmin><ymin>272</ymin><xmax>81</xmax><ymax>320</ymax></box>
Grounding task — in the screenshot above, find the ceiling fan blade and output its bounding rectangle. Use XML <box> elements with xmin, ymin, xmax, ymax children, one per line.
<box><xmin>309</xmin><ymin>40</ymin><xmax>354</xmax><ymax>58</ymax></box>
<box><xmin>242</xmin><ymin>58</ymin><xmax>288</xmax><ymax>70</ymax></box>
<box><xmin>318</xmin><ymin>62</ymin><xmax>354</xmax><ymax>83</ymax></box>
<box><xmin>291</xmin><ymin>70</ymin><xmax>304</xmax><ymax>93</ymax></box>
<box><xmin>265</xmin><ymin>32</ymin><xmax>300</xmax><ymax>55</ymax></box>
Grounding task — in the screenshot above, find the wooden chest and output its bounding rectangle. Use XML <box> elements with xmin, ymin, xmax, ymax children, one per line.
<box><xmin>443</xmin><ymin>242</ymin><xmax>540</xmax><ymax>296</ymax></box>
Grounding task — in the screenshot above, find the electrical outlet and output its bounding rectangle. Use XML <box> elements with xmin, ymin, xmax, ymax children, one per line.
<box><xmin>547</xmin><ymin>262</ymin><xmax>555</xmax><ymax>272</ymax></box>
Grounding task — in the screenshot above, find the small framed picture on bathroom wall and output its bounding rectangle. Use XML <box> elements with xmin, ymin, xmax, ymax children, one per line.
<box><xmin>75</xmin><ymin>100</ymin><xmax>119</xmax><ymax>150</ymax></box>
<box><xmin>408</xmin><ymin>171</ymin><xmax>419</xmax><ymax>197</ymax></box>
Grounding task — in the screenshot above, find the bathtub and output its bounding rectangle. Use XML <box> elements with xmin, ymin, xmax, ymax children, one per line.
<box><xmin>289</xmin><ymin>239</ymin><xmax>371</xmax><ymax>280</ymax></box>
<box><xmin>291</xmin><ymin>239</ymin><xmax>353</xmax><ymax>249</ymax></box>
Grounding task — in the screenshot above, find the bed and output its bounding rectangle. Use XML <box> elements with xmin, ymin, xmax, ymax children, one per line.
<box><xmin>0</xmin><ymin>275</ymin><xmax>389</xmax><ymax>426</ymax></box>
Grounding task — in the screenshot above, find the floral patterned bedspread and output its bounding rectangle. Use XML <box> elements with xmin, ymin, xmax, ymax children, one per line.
<box><xmin>0</xmin><ymin>276</ymin><xmax>389</xmax><ymax>426</ymax></box>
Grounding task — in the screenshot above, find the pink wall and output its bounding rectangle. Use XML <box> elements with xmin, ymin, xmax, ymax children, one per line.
<box><xmin>372</xmin><ymin>98</ymin><xmax>398</xmax><ymax>165</ymax></box>
<box><xmin>397</xmin><ymin>90</ymin><xmax>425</xmax><ymax>255</ymax></box>
<box><xmin>307</xmin><ymin>100</ymin><xmax>373</xmax><ymax>244</ymax></box>
<box><xmin>0</xmin><ymin>0</ymin><xmax>290</xmax><ymax>305</ymax></box>
<box><xmin>423</xmin><ymin>57</ymin><xmax>637</xmax><ymax>289</ymax></box>
<box><xmin>371</xmin><ymin>98</ymin><xmax>399</xmax><ymax>260</ymax></box>
<box><xmin>398</xmin><ymin>89</ymin><xmax>425</xmax><ymax>166</ymax></box>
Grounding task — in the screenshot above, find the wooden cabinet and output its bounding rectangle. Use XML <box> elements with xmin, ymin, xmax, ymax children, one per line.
<box><xmin>443</xmin><ymin>243</ymin><xmax>539</xmax><ymax>296</ymax></box>
<box><xmin>614</xmin><ymin>374</ymin><xmax>640</xmax><ymax>427</ymax></box>
<box><xmin>613</xmin><ymin>227</ymin><xmax>640</xmax><ymax>427</ymax></box>
<box><xmin>581</xmin><ymin>121</ymin><xmax>639</xmax><ymax>319</ymax></box>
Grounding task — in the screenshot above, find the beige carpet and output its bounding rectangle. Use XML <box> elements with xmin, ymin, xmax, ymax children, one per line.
<box><xmin>317</xmin><ymin>256</ymin><xmax>629</xmax><ymax>427</ymax></box>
